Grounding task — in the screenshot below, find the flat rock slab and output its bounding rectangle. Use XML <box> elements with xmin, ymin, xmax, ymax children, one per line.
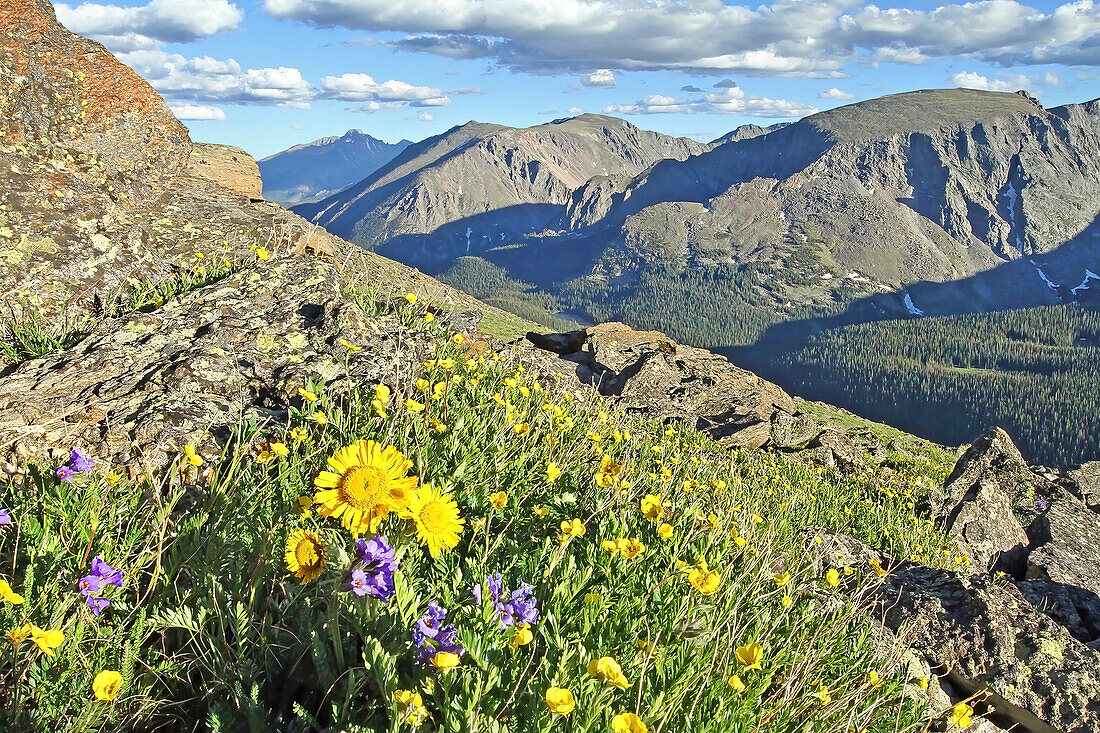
<box><xmin>0</xmin><ymin>254</ymin><xmax>436</xmax><ymax>472</ymax></box>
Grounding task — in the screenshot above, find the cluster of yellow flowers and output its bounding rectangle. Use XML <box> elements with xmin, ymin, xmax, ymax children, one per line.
<box><xmin>285</xmin><ymin>438</ymin><xmax>466</xmax><ymax>585</ymax></box>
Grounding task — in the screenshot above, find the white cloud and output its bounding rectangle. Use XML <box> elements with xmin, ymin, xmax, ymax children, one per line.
<box><xmin>264</xmin><ymin>0</ymin><xmax>1100</xmax><ymax>76</ymax></box>
<box><xmin>56</xmin><ymin>0</ymin><xmax>242</xmax><ymax>49</ymax></box>
<box><xmin>567</xmin><ymin>106</ymin><xmax>585</xmax><ymax>114</ymax></box>
<box><xmin>819</xmin><ymin>87</ymin><xmax>855</xmax><ymax>100</ymax></box>
<box><xmin>118</xmin><ymin>49</ymin><xmax>313</xmax><ymax>106</ymax></box>
<box><xmin>581</xmin><ymin>69</ymin><xmax>616</xmax><ymax>87</ymax></box>
<box><xmin>605</xmin><ymin>87</ymin><xmax>816</xmax><ymax>118</ymax></box>
<box><xmin>418</xmin><ymin>111</ymin><xmax>435</xmax><ymax>120</ymax></box>
<box><xmin>320</xmin><ymin>73</ymin><xmax>452</xmax><ymax>106</ymax></box>
<box><xmin>170</xmin><ymin>103</ymin><xmax>227</xmax><ymax>120</ymax></box>
<box><xmin>950</xmin><ymin>70</ymin><xmax>1033</xmax><ymax>92</ymax></box>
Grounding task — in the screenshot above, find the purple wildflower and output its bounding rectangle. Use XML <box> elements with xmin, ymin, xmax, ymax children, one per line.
<box><xmin>91</xmin><ymin>558</ymin><xmax>123</xmax><ymax>587</ymax></box>
<box><xmin>78</xmin><ymin>574</ymin><xmax>103</xmax><ymax>597</ymax></box>
<box><xmin>56</xmin><ymin>465</ymin><xmax>74</xmax><ymax>482</ymax></box>
<box><xmin>412</xmin><ymin>601</ymin><xmax>465</xmax><ymax>665</ymax></box>
<box><xmin>349</xmin><ymin>569</ymin><xmax>370</xmax><ymax>597</ymax></box>
<box><xmin>70</xmin><ymin>448</ymin><xmax>94</xmax><ymax>473</ymax></box>
<box><xmin>1037</xmin><ymin>499</ymin><xmax>1048</xmax><ymax>511</ymax></box>
<box><xmin>350</xmin><ymin>535</ymin><xmax>397</xmax><ymax>601</ymax></box>
<box><xmin>79</xmin><ymin>557</ymin><xmax>123</xmax><ymax>616</ymax></box>
<box><xmin>0</xmin><ymin>509</ymin><xmax>11</xmax><ymax>525</ymax></box>
<box><xmin>474</xmin><ymin>573</ymin><xmax>539</xmax><ymax>629</ymax></box>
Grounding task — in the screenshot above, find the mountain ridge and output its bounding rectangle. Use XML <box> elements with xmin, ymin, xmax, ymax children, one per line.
<box><xmin>293</xmin><ymin>114</ymin><xmax>709</xmax><ymax>263</ymax></box>
<box><xmin>258</xmin><ymin>129</ymin><xmax>412</xmax><ymax>206</ymax></box>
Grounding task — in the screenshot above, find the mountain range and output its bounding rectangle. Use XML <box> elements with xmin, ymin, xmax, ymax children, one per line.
<box><xmin>291</xmin><ymin>89</ymin><xmax>1100</xmax><ymax>349</ymax></box>
<box><xmin>258</xmin><ymin>129</ymin><xmax>411</xmax><ymax>206</ymax></box>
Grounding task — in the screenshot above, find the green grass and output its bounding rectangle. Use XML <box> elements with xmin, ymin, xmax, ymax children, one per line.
<box><xmin>1</xmin><ymin>252</ymin><xmax>239</xmax><ymax>366</ymax></box>
<box><xmin>0</xmin><ymin>295</ymin><xmax>969</xmax><ymax>732</ymax></box>
<box><xmin>0</xmin><ymin>311</ymin><xmax>92</xmax><ymax>364</ymax></box>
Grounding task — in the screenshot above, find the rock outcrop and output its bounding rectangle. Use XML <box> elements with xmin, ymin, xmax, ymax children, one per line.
<box><xmin>187</xmin><ymin>143</ymin><xmax>263</xmax><ymax>200</ymax></box>
<box><xmin>521</xmin><ymin>322</ymin><xmax>798</xmax><ymax>449</ymax></box>
<box><xmin>813</xmin><ymin>531</ymin><xmax>1100</xmax><ymax>733</ymax></box>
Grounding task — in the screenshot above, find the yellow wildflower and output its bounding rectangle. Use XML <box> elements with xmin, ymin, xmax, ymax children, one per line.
<box><xmin>92</xmin><ymin>670</ymin><xmax>123</xmax><ymax>701</ymax></box>
<box><xmin>546</xmin><ymin>461</ymin><xmax>562</xmax><ymax>483</ymax></box>
<box><xmin>30</xmin><ymin>625</ymin><xmax>65</xmax><ymax>657</ymax></box>
<box><xmin>639</xmin><ymin>494</ymin><xmax>664</xmax><ymax>522</ymax></box>
<box><xmin>394</xmin><ymin>689</ymin><xmax>428</xmax><ymax>726</ymax></box>
<box><xmin>183</xmin><ymin>444</ymin><xmax>203</xmax><ymax>466</ymax></box>
<box><xmin>588</xmin><ymin>656</ymin><xmax>630</xmax><ymax>688</ymax></box>
<box><xmin>657</xmin><ymin>523</ymin><xmax>673</xmax><ymax>539</ymax></box>
<box><xmin>405</xmin><ymin>293</ymin><xmax>418</xmax><ymax>304</ymax></box>
<box><xmin>510</xmin><ymin>623</ymin><xmax>534</xmax><ymax>649</ymax></box>
<box><xmin>560</xmin><ymin>518</ymin><xmax>585</xmax><ymax>536</ymax></box>
<box><xmin>431</xmin><ymin>651</ymin><xmax>460</xmax><ymax>669</ymax></box>
<box><xmin>533</xmin><ymin>505</ymin><xmax>549</xmax><ymax>517</ymax></box>
<box><xmin>297</xmin><ymin>387</ymin><xmax>318</xmax><ymax>402</ymax></box>
<box><xmin>734</xmin><ymin>642</ymin><xmax>763</xmax><ymax>671</ymax></box>
<box><xmin>545</xmin><ymin>687</ymin><xmax>575</xmax><ymax>714</ymax></box>
<box><xmin>728</xmin><ymin>675</ymin><xmax>746</xmax><ymax>692</ymax></box>
<box><xmin>0</xmin><ymin>579</ymin><xmax>24</xmax><ymax>605</ymax></box>
<box><xmin>825</xmin><ymin>568</ymin><xmax>841</xmax><ymax>587</ymax></box>
<box><xmin>490</xmin><ymin>491</ymin><xmax>508</xmax><ymax>510</ymax></box>
<box><xmin>611</xmin><ymin>712</ymin><xmax>646</xmax><ymax>733</ymax></box>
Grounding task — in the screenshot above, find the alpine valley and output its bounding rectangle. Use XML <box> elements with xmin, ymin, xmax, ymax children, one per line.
<box><xmin>285</xmin><ymin>89</ymin><xmax>1100</xmax><ymax>465</ymax></box>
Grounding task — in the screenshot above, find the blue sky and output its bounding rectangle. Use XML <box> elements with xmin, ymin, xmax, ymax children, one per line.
<box><xmin>53</xmin><ymin>0</ymin><xmax>1100</xmax><ymax>159</ymax></box>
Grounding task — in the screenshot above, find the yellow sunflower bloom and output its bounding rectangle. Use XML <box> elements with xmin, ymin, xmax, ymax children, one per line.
<box><xmin>407</xmin><ymin>484</ymin><xmax>465</xmax><ymax>558</ymax></box>
<box><xmin>284</xmin><ymin>530</ymin><xmax>325</xmax><ymax>583</ymax></box>
<box><xmin>313</xmin><ymin>440</ymin><xmax>418</xmax><ymax>535</ymax></box>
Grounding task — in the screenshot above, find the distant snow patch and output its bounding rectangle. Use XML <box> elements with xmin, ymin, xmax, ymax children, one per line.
<box><xmin>820</xmin><ymin>273</ymin><xmax>833</xmax><ymax>280</ymax></box>
<box><xmin>465</xmin><ymin>227</ymin><xmax>473</xmax><ymax>254</ymax></box>
<box><xmin>1030</xmin><ymin>260</ymin><xmax>1059</xmax><ymax>291</ymax></box>
<box><xmin>904</xmin><ymin>292</ymin><xmax>924</xmax><ymax>316</ymax></box>
<box><xmin>1072</xmin><ymin>269</ymin><xmax>1100</xmax><ymax>295</ymax></box>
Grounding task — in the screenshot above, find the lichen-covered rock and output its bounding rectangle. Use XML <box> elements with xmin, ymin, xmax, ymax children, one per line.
<box><xmin>805</xmin><ymin>429</ymin><xmax>867</xmax><ymax>474</ymax></box>
<box><xmin>813</xmin><ymin>532</ymin><xmax>1100</xmax><ymax>732</ymax></box>
<box><xmin>768</xmin><ymin>409</ymin><xmax>821</xmax><ymax>449</ymax></box>
<box><xmin>0</xmin><ymin>254</ymin><xmax>445</xmax><ymax>472</ymax></box>
<box><xmin>1025</xmin><ymin>491</ymin><xmax>1100</xmax><ymax>602</ymax></box>
<box><xmin>942</xmin><ymin>480</ymin><xmax>1028</xmax><ymax>573</ymax></box>
<box><xmin>1061</xmin><ymin>461</ymin><xmax>1100</xmax><ymax>511</ymax></box>
<box><xmin>0</xmin><ymin>0</ymin><xmax>190</xmax><ymax>188</ymax></box>
<box><xmin>1017</xmin><ymin>580</ymin><xmax>1100</xmax><ymax>648</ymax></box>
<box><xmin>520</xmin><ymin>322</ymin><xmax>796</xmax><ymax>449</ymax></box>
<box><xmin>938</xmin><ymin>427</ymin><xmax>1054</xmax><ymax>524</ymax></box>
<box><xmin>187</xmin><ymin>143</ymin><xmax>263</xmax><ymax>200</ymax></box>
